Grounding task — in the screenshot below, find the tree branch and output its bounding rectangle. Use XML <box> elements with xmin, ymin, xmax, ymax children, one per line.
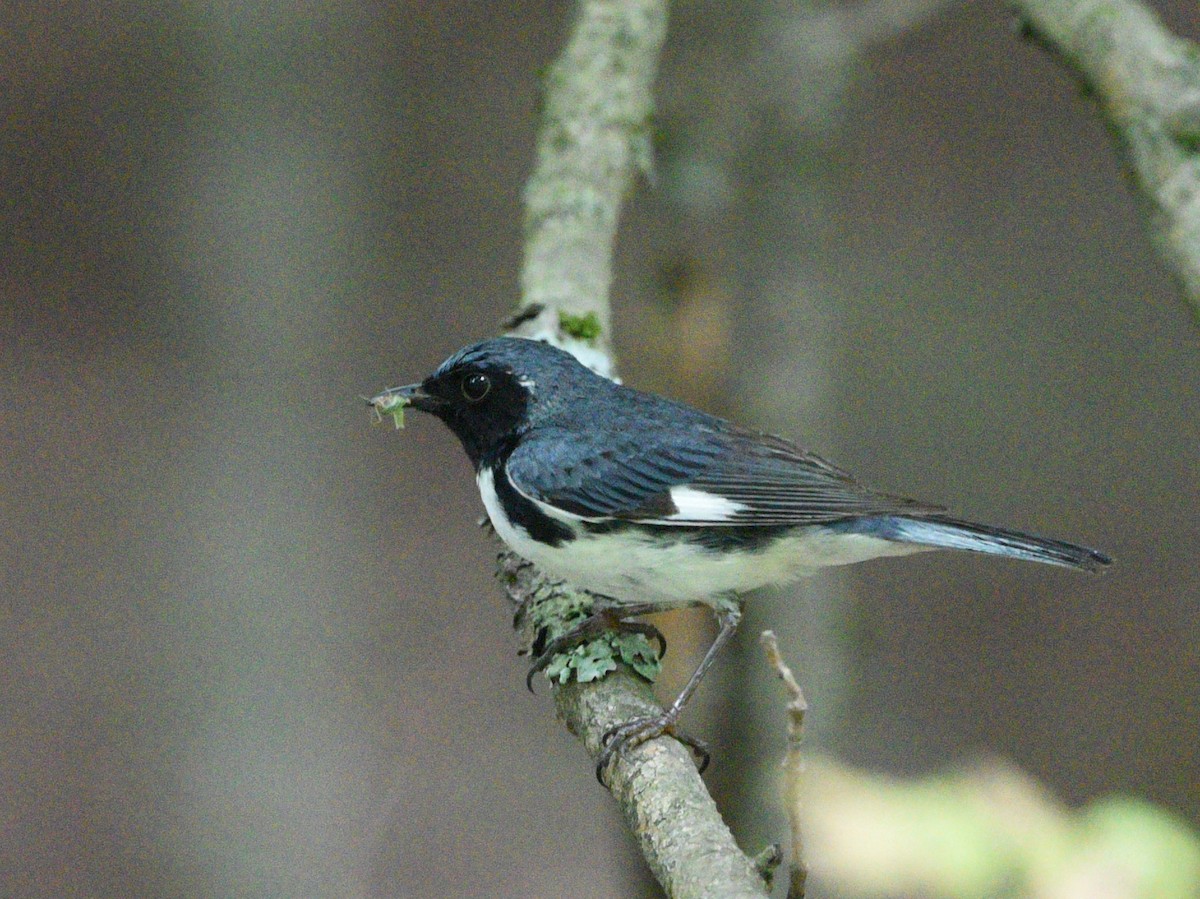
<box><xmin>500</xmin><ymin>557</ymin><xmax>768</xmax><ymax>897</ymax></box>
<box><xmin>500</xmin><ymin>2</ymin><xmax>770</xmax><ymax>895</ymax></box>
<box><xmin>1014</xmin><ymin>0</ymin><xmax>1200</xmax><ymax>321</ymax></box>
<box><xmin>509</xmin><ymin>0</ymin><xmax>663</xmax><ymax>366</ymax></box>
<box><xmin>556</xmin><ymin>675</ymin><xmax>770</xmax><ymax>898</ymax></box>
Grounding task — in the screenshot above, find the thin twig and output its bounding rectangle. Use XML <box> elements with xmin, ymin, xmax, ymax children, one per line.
<box><xmin>762</xmin><ymin>630</ymin><xmax>809</xmax><ymax>899</ymax></box>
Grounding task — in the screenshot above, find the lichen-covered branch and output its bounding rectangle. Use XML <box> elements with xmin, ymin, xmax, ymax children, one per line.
<box><xmin>499</xmin><ymin>555</ymin><xmax>768</xmax><ymax>898</ymax></box>
<box><xmin>503</xmin><ymin>1</ymin><xmax>770</xmax><ymax>896</ymax></box>
<box><xmin>1015</xmin><ymin>0</ymin><xmax>1200</xmax><ymax>320</ymax></box>
<box><xmin>509</xmin><ymin>0</ymin><xmax>665</xmax><ymax>365</ymax></box>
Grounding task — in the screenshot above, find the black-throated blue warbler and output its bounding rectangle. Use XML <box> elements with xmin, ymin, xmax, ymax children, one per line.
<box><xmin>370</xmin><ymin>336</ymin><xmax>1110</xmax><ymax>778</ymax></box>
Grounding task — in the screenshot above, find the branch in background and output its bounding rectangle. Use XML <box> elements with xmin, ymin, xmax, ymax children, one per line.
<box><xmin>1014</xmin><ymin>0</ymin><xmax>1200</xmax><ymax>321</ymax></box>
<box><xmin>503</xmin><ymin>1</ymin><xmax>770</xmax><ymax>895</ymax></box>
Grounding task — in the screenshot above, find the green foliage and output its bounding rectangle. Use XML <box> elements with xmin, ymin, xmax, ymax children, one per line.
<box><xmin>1174</xmin><ymin>126</ymin><xmax>1200</xmax><ymax>154</ymax></box>
<box><xmin>795</xmin><ymin>757</ymin><xmax>1200</xmax><ymax>899</ymax></box>
<box><xmin>1076</xmin><ymin>798</ymin><xmax>1200</xmax><ymax>899</ymax></box>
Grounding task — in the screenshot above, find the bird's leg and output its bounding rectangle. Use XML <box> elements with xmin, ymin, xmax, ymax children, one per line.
<box><xmin>525</xmin><ymin>601</ymin><xmax>667</xmax><ymax>693</ymax></box>
<box><xmin>596</xmin><ymin>603</ymin><xmax>742</xmax><ymax>785</ymax></box>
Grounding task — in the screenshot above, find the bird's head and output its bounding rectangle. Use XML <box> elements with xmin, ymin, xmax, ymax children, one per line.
<box><xmin>369</xmin><ymin>337</ymin><xmax>605</xmax><ymax>468</ymax></box>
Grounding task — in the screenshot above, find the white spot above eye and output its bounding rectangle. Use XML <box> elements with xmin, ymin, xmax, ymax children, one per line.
<box><xmin>665</xmin><ymin>486</ymin><xmax>746</xmax><ymax>522</ymax></box>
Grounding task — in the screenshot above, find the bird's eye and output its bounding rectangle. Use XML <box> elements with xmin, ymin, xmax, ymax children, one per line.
<box><xmin>461</xmin><ymin>372</ymin><xmax>491</xmax><ymax>402</ymax></box>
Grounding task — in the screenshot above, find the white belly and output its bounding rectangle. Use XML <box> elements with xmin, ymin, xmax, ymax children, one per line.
<box><xmin>477</xmin><ymin>468</ymin><xmax>925</xmax><ymax>607</ymax></box>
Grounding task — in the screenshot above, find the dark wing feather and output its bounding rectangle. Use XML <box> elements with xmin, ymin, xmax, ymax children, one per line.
<box><xmin>505</xmin><ymin>424</ymin><xmax>727</xmax><ymax>519</ymax></box>
<box><xmin>678</xmin><ymin>429</ymin><xmax>942</xmax><ymax>524</ymax></box>
<box><xmin>506</xmin><ymin>424</ymin><xmax>942</xmax><ymax>526</ymax></box>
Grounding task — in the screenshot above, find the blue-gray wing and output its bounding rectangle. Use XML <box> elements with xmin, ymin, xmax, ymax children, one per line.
<box><xmin>505</xmin><ymin>425</ymin><xmax>941</xmax><ymax>526</ymax></box>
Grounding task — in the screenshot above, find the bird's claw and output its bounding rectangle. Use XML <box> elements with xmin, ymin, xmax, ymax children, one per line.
<box><xmin>526</xmin><ymin>652</ymin><xmax>553</xmax><ymax>693</ymax></box>
<box><xmin>635</xmin><ymin>621</ymin><xmax>668</xmax><ymax>658</ymax></box>
<box><xmin>595</xmin><ymin>714</ymin><xmax>710</xmax><ymax>785</ymax></box>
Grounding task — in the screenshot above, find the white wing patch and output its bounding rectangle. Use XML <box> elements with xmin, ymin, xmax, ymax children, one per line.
<box><xmin>665</xmin><ymin>486</ymin><xmax>746</xmax><ymax>522</ymax></box>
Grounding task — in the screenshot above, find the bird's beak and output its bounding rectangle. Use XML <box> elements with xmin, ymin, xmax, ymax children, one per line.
<box><xmin>367</xmin><ymin>383</ymin><xmax>444</xmax><ymax>414</ymax></box>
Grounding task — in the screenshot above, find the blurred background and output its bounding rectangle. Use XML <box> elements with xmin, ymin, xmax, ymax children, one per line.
<box><xmin>2</xmin><ymin>1</ymin><xmax>1197</xmax><ymax>896</ymax></box>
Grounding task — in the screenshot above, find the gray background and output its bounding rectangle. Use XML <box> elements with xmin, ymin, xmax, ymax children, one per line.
<box><xmin>2</xmin><ymin>1</ymin><xmax>1197</xmax><ymax>896</ymax></box>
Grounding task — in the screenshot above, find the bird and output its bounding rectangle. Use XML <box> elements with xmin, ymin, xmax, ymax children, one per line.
<box><xmin>369</xmin><ymin>335</ymin><xmax>1111</xmax><ymax>780</ymax></box>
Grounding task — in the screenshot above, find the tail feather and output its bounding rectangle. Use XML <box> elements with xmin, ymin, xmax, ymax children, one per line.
<box><xmin>867</xmin><ymin>515</ymin><xmax>1112</xmax><ymax>572</ymax></box>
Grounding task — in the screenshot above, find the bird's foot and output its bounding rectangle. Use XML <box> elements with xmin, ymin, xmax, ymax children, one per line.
<box><xmin>525</xmin><ymin>611</ymin><xmax>666</xmax><ymax>693</ymax></box>
<box><xmin>595</xmin><ymin>713</ymin><xmax>710</xmax><ymax>785</ymax></box>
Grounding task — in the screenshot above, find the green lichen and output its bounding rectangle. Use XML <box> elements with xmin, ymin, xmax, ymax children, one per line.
<box><xmin>545</xmin><ymin>641</ymin><xmax>616</xmax><ymax>684</ymax></box>
<box><xmin>558</xmin><ymin>310</ymin><xmax>603</xmax><ymax>341</ymax></box>
<box><xmin>543</xmin><ymin>631</ymin><xmax>660</xmax><ymax>685</ymax></box>
<box><xmin>507</xmin><ymin>564</ymin><xmax>661</xmax><ymax>687</ymax></box>
<box><xmin>614</xmin><ymin>631</ymin><xmax>661</xmax><ymax>680</ymax></box>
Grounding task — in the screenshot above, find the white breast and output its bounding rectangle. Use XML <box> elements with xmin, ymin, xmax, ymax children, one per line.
<box><xmin>476</xmin><ymin>467</ymin><xmax>556</xmax><ymax>565</ymax></box>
